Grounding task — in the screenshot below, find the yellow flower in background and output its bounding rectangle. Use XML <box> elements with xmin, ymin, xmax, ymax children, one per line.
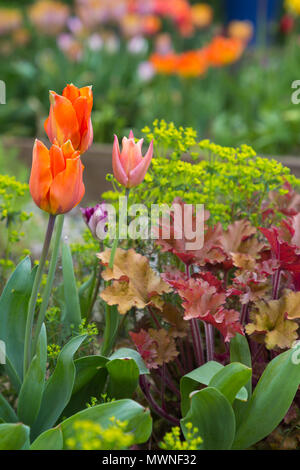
<box><xmin>228</xmin><ymin>20</ymin><xmax>254</xmax><ymax>44</ymax></box>
<box><xmin>191</xmin><ymin>3</ymin><xmax>213</xmax><ymax>28</ymax></box>
<box><xmin>285</xmin><ymin>0</ymin><xmax>300</xmax><ymax>15</ymax></box>
<box><xmin>0</xmin><ymin>8</ymin><xmax>23</xmax><ymax>36</ymax></box>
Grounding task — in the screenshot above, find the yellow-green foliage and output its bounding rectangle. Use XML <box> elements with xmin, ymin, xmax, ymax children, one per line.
<box><xmin>0</xmin><ymin>174</ymin><xmax>32</xmax><ymax>277</ymax></box>
<box><xmin>66</xmin><ymin>418</ymin><xmax>134</xmax><ymax>450</ymax></box>
<box><xmin>160</xmin><ymin>424</ymin><xmax>203</xmax><ymax>450</ymax></box>
<box><xmin>103</xmin><ymin>120</ymin><xmax>299</xmax><ymax>227</ymax></box>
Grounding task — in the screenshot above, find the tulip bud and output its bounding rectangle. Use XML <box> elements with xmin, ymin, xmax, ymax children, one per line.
<box><xmin>112</xmin><ymin>130</ymin><xmax>153</xmax><ymax>188</ymax></box>
<box><xmin>81</xmin><ymin>203</ymin><xmax>108</xmax><ymax>240</ymax></box>
<box><xmin>29</xmin><ymin>139</ymin><xmax>85</xmax><ymax>215</ymax></box>
<box><xmin>44</xmin><ymin>83</ymin><xmax>93</xmax><ymax>154</ymax></box>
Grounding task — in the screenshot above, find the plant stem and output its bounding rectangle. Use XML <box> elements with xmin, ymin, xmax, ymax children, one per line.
<box><xmin>101</xmin><ymin>188</ymin><xmax>130</xmax><ymax>354</ymax></box>
<box><xmin>241</xmin><ymin>303</ymin><xmax>249</xmax><ymax>325</ymax></box>
<box><xmin>32</xmin><ymin>215</ymin><xmax>64</xmax><ymax>356</ymax></box>
<box><xmin>272</xmin><ymin>268</ymin><xmax>281</xmax><ymax>300</ymax></box>
<box><xmin>190</xmin><ymin>319</ymin><xmax>205</xmax><ymax>365</ymax></box>
<box><xmin>86</xmin><ymin>261</ymin><xmax>102</xmax><ymax>321</ymax></box>
<box><xmin>139</xmin><ymin>375</ymin><xmax>180</xmax><ymax>426</ymax></box>
<box><xmin>23</xmin><ymin>214</ymin><xmax>56</xmax><ymax>376</ymax></box>
<box><xmin>186</xmin><ymin>264</ymin><xmax>205</xmax><ymax>366</ymax></box>
<box><xmin>204</xmin><ymin>323</ymin><xmax>214</xmax><ymax>362</ymax></box>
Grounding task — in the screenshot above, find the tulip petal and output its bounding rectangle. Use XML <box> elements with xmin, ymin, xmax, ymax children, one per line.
<box><xmin>45</xmin><ymin>91</ymin><xmax>81</xmax><ymax>149</ymax></box>
<box><xmin>49</xmin><ymin>144</ymin><xmax>65</xmax><ymax>178</ymax></box>
<box><xmin>128</xmin><ymin>140</ymin><xmax>153</xmax><ymax>188</ymax></box>
<box><xmin>62</xmin><ymin>83</ymin><xmax>80</xmax><ymax>103</ymax></box>
<box><xmin>79</xmin><ymin>86</ymin><xmax>93</xmax><ymax>114</ymax></box>
<box><xmin>29</xmin><ymin>140</ymin><xmax>53</xmax><ymax>212</ymax></box>
<box><xmin>49</xmin><ymin>157</ymin><xmax>85</xmax><ymax>214</ymax></box>
<box><xmin>112</xmin><ymin>134</ymin><xmax>128</xmax><ymax>187</ymax></box>
<box><xmin>120</xmin><ymin>137</ymin><xmax>143</xmax><ymax>173</ymax></box>
<box><xmin>80</xmin><ymin>118</ymin><xmax>94</xmax><ymax>154</ymax></box>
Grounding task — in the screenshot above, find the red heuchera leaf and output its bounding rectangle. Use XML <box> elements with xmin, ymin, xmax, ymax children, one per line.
<box><xmin>129</xmin><ymin>330</ymin><xmax>157</xmax><ymax>369</ymax></box>
<box><xmin>170</xmin><ymin>277</ymin><xmax>226</xmax><ymax>320</ymax></box>
<box><xmin>203</xmin><ymin>308</ymin><xmax>244</xmax><ymax>342</ymax></box>
<box><xmin>129</xmin><ymin>328</ymin><xmax>178</xmax><ymax>369</ymax></box>
<box><xmin>221</xmin><ymin>220</ymin><xmax>256</xmax><ymax>254</ymax></box>
<box><xmin>193</xmin><ymin>224</ymin><xmax>226</xmax><ymax>266</ymax></box>
<box><xmin>259</xmin><ymin>226</ymin><xmax>300</xmax><ymax>273</ymax></box>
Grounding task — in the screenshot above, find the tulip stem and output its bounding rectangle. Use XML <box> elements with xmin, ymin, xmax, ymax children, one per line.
<box><xmin>32</xmin><ymin>215</ymin><xmax>64</xmax><ymax>356</ymax></box>
<box><xmin>101</xmin><ymin>188</ymin><xmax>130</xmax><ymax>355</ymax></box>
<box><xmin>23</xmin><ymin>214</ymin><xmax>56</xmax><ymax>376</ymax></box>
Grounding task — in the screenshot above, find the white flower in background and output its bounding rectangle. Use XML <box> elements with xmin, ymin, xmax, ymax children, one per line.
<box><xmin>127</xmin><ymin>36</ymin><xmax>148</xmax><ymax>54</ymax></box>
<box><xmin>88</xmin><ymin>33</ymin><xmax>103</xmax><ymax>51</ymax></box>
<box><xmin>138</xmin><ymin>61</ymin><xmax>155</xmax><ymax>82</ymax></box>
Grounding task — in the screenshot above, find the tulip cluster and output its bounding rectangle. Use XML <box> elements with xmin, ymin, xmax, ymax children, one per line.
<box><xmin>29</xmin><ymin>84</ymin><xmax>93</xmax><ymax>215</ymax></box>
<box><xmin>150</xmin><ymin>34</ymin><xmax>247</xmax><ymax>78</ymax></box>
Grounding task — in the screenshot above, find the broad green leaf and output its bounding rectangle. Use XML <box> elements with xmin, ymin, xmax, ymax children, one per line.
<box><xmin>17</xmin><ymin>324</ymin><xmax>47</xmax><ymax>426</ymax></box>
<box><xmin>230</xmin><ymin>333</ymin><xmax>252</xmax><ymax>396</ymax></box>
<box><xmin>101</xmin><ymin>304</ymin><xmax>119</xmax><ymax>356</ymax></box>
<box><xmin>180</xmin><ymin>361</ymin><xmax>223</xmax><ymax>416</ymax></box>
<box><xmin>60</xmin><ymin>399</ymin><xmax>152</xmax><ymax>447</ymax></box>
<box><xmin>73</xmin><ymin>355</ymin><xmax>109</xmax><ymax>395</ymax></box>
<box><xmin>31</xmin><ymin>334</ymin><xmax>86</xmax><ymax>439</ymax></box>
<box><xmin>181</xmin><ymin>387</ymin><xmax>236</xmax><ymax>450</ymax></box>
<box><xmin>0</xmin><ymin>423</ymin><xmax>30</xmax><ymax>450</ymax></box>
<box><xmin>110</xmin><ymin>348</ymin><xmax>149</xmax><ymax>375</ymax></box>
<box><xmin>106</xmin><ymin>358</ymin><xmax>139</xmax><ymax>399</ymax></box>
<box><xmin>230</xmin><ymin>333</ymin><xmax>252</xmax><ymax>427</ymax></box>
<box><xmin>63</xmin><ymin>368</ymin><xmax>108</xmax><ymax>418</ymax></box>
<box><xmin>232</xmin><ymin>348</ymin><xmax>300</xmax><ymax>449</ymax></box>
<box><xmin>30</xmin><ymin>427</ymin><xmax>63</xmax><ymax>450</ymax></box>
<box><xmin>79</xmin><ymin>271</ymin><xmax>97</xmax><ymax>319</ymax></box>
<box><xmin>0</xmin><ymin>257</ymin><xmax>35</xmax><ymax>387</ymax></box>
<box><xmin>0</xmin><ymin>392</ymin><xmax>17</xmax><ymax>423</ymax></box>
<box><xmin>180</xmin><ymin>361</ymin><xmax>247</xmax><ymax>416</ymax></box>
<box><xmin>62</xmin><ymin>242</ymin><xmax>81</xmax><ymax>330</ymax></box>
<box><xmin>208</xmin><ymin>363</ymin><xmax>251</xmax><ymax>404</ymax></box>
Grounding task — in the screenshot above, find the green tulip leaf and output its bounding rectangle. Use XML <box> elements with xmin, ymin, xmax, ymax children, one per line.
<box><xmin>17</xmin><ymin>324</ymin><xmax>47</xmax><ymax>426</ymax></box>
<box><xmin>0</xmin><ymin>423</ymin><xmax>30</xmax><ymax>450</ymax></box>
<box><xmin>0</xmin><ymin>392</ymin><xmax>17</xmax><ymax>423</ymax></box>
<box><xmin>0</xmin><ymin>257</ymin><xmax>36</xmax><ymax>388</ymax></box>
<box><xmin>208</xmin><ymin>362</ymin><xmax>251</xmax><ymax>404</ymax></box>
<box><xmin>31</xmin><ymin>334</ymin><xmax>86</xmax><ymax>439</ymax></box>
<box><xmin>62</xmin><ymin>242</ymin><xmax>82</xmax><ymax>330</ymax></box>
<box><xmin>181</xmin><ymin>387</ymin><xmax>236</xmax><ymax>450</ymax></box>
<box><xmin>109</xmin><ymin>348</ymin><xmax>149</xmax><ymax>375</ymax></box>
<box><xmin>232</xmin><ymin>347</ymin><xmax>300</xmax><ymax>449</ymax></box>
<box><xmin>60</xmin><ymin>399</ymin><xmax>152</xmax><ymax>447</ymax></box>
<box><xmin>106</xmin><ymin>358</ymin><xmax>139</xmax><ymax>399</ymax></box>
<box><xmin>30</xmin><ymin>427</ymin><xmax>63</xmax><ymax>450</ymax></box>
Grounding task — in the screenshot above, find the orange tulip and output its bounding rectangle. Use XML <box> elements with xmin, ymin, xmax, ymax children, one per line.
<box><xmin>112</xmin><ymin>131</ymin><xmax>153</xmax><ymax>188</ymax></box>
<box><xmin>30</xmin><ymin>139</ymin><xmax>85</xmax><ymax>214</ymax></box>
<box><xmin>44</xmin><ymin>83</ymin><xmax>93</xmax><ymax>154</ymax></box>
<box><xmin>204</xmin><ymin>36</ymin><xmax>244</xmax><ymax>67</ymax></box>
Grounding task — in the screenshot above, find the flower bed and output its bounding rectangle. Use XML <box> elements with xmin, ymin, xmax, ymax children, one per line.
<box><xmin>1</xmin><ymin>84</ymin><xmax>300</xmax><ymax>451</ymax></box>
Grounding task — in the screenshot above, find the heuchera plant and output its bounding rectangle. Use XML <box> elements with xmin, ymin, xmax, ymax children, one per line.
<box><xmin>1</xmin><ymin>99</ymin><xmax>300</xmax><ymax>450</ymax></box>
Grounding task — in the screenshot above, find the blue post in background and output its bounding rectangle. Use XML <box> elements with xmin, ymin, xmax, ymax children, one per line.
<box><xmin>224</xmin><ymin>0</ymin><xmax>282</xmax><ymax>44</ymax></box>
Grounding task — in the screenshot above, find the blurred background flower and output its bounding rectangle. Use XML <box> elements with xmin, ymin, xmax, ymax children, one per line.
<box><xmin>1</xmin><ymin>0</ymin><xmax>300</xmax><ymax>157</ymax></box>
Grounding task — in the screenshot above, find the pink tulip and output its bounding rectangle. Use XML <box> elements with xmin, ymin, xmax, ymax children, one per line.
<box><xmin>112</xmin><ymin>130</ymin><xmax>153</xmax><ymax>188</ymax></box>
